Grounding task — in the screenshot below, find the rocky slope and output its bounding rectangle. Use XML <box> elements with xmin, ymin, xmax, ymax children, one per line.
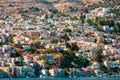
<box><xmin>0</xmin><ymin>0</ymin><xmax>101</xmax><ymax>17</ymax></box>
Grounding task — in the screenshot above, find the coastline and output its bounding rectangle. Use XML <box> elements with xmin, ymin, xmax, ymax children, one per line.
<box><xmin>1</xmin><ymin>77</ymin><xmax>120</xmax><ymax>80</ymax></box>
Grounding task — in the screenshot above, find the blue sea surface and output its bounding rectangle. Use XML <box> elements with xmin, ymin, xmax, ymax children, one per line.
<box><xmin>1</xmin><ymin>77</ymin><xmax>120</xmax><ymax>80</ymax></box>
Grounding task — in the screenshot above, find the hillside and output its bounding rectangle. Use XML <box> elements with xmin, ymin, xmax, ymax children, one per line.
<box><xmin>86</xmin><ymin>0</ymin><xmax>120</xmax><ymax>16</ymax></box>
<box><xmin>0</xmin><ymin>0</ymin><xmax>114</xmax><ymax>17</ymax></box>
<box><xmin>0</xmin><ymin>0</ymin><xmax>85</xmax><ymax>17</ymax></box>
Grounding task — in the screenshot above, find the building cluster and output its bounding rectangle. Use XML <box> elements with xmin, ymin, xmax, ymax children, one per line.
<box><xmin>0</xmin><ymin>7</ymin><xmax>120</xmax><ymax>78</ymax></box>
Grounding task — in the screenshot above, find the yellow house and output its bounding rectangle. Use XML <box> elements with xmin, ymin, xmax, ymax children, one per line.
<box><xmin>66</xmin><ymin>26</ymin><xmax>73</xmax><ymax>30</ymax></box>
<box><xmin>2</xmin><ymin>67</ymin><xmax>9</xmax><ymax>74</ymax></box>
<box><xmin>116</xmin><ymin>60</ymin><xmax>120</xmax><ymax>64</ymax></box>
<box><xmin>38</xmin><ymin>60</ymin><xmax>45</xmax><ymax>65</ymax></box>
<box><xmin>88</xmin><ymin>51</ymin><xmax>93</xmax><ymax>58</ymax></box>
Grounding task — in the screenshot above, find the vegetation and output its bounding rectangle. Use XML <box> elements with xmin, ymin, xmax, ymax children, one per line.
<box><xmin>69</xmin><ymin>6</ymin><xmax>78</xmax><ymax>12</ymax></box>
<box><xmin>61</xmin><ymin>34</ymin><xmax>70</xmax><ymax>42</ymax></box>
<box><xmin>19</xmin><ymin>9</ymin><xmax>28</xmax><ymax>14</ymax></box>
<box><xmin>49</xmin><ymin>9</ymin><xmax>58</xmax><ymax>14</ymax></box>
<box><xmin>86</xmin><ymin>17</ymin><xmax>120</xmax><ymax>33</ymax></box>
<box><xmin>92</xmin><ymin>49</ymin><xmax>103</xmax><ymax>63</ymax></box>
<box><xmin>111</xmin><ymin>8</ymin><xmax>120</xmax><ymax>16</ymax></box>
<box><xmin>60</xmin><ymin>50</ymin><xmax>75</xmax><ymax>58</ymax></box>
<box><xmin>60</xmin><ymin>49</ymin><xmax>89</xmax><ymax>68</ymax></box>
<box><xmin>10</xmin><ymin>51</ymin><xmax>22</xmax><ymax>57</ymax></box>
<box><xmin>114</xmin><ymin>24</ymin><xmax>120</xmax><ymax>32</ymax></box>
<box><xmin>29</xmin><ymin>7</ymin><xmax>40</xmax><ymax>12</ymax></box>
<box><xmin>70</xmin><ymin>43</ymin><xmax>79</xmax><ymax>51</ymax></box>
<box><xmin>50</xmin><ymin>13</ymin><xmax>54</xmax><ymax>18</ymax></box>
<box><xmin>63</xmin><ymin>28</ymin><xmax>72</xmax><ymax>33</ymax></box>
<box><xmin>26</xmin><ymin>48</ymin><xmax>37</xmax><ymax>53</ymax></box>
<box><xmin>75</xmin><ymin>56</ymin><xmax>89</xmax><ymax>68</ymax></box>
<box><xmin>63</xmin><ymin>28</ymin><xmax>73</xmax><ymax>39</ymax></box>
<box><xmin>58</xmin><ymin>12</ymin><xmax>69</xmax><ymax>17</ymax></box>
<box><xmin>87</xmin><ymin>0</ymin><xmax>120</xmax><ymax>16</ymax></box>
<box><xmin>32</xmin><ymin>62</ymin><xmax>41</xmax><ymax>77</ymax></box>
<box><xmin>44</xmin><ymin>48</ymin><xmax>54</xmax><ymax>53</ymax></box>
<box><xmin>80</xmin><ymin>13</ymin><xmax>86</xmax><ymax>24</ymax></box>
<box><xmin>70</xmin><ymin>16</ymin><xmax>78</xmax><ymax>20</ymax></box>
<box><xmin>45</xmin><ymin>14</ymin><xmax>49</xmax><ymax>19</ymax></box>
<box><xmin>83</xmin><ymin>7</ymin><xmax>89</xmax><ymax>13</ymax></box>
<box><xmin>28</xmin><ymin>18</ymin><xmax>37</xmax><ymax>25</ymax></box>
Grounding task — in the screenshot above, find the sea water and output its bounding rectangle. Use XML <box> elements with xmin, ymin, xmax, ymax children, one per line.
<box><xmin>1</xmin><ymin>77</ymin><xmax>120</xmax><ymax>80</ymax></box>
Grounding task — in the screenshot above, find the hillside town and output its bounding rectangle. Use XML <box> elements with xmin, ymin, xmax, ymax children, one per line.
<box><xmin>0</xmin><ymin>0</ymin><xmax>120</xmax><ymax>78</ymax></box>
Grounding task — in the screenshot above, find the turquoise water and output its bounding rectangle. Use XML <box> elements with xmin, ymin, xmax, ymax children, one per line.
<box><xmin>1</xmin><ymin>77</ymin><xmax>120</xmax><ymax>80</ymax></box>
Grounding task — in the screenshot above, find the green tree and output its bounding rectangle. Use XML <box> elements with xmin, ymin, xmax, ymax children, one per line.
<box><xmin>61</xmin><ymin>34</ymin><xmax>70</xmax><ymax>42</ymax></box>
<box><xmin>92</xmin><ymin>49</ymin><xmax>103</xmax><ymax>63</ymax></box>
<box><xmin>63</xmin><ymin>28</ymin><xmax>72</xmax><ymax>33</ymax></box>
<box><xmin>70</xmin><ymin>43</ymin><xmax>79</xmax><ymax>51</ymax></box>
<box><xmin>114</xmin><ymin>25</ymin><xmax>119</xmax><ymax>32</ymax></box>
<box><xmin>66</xmin><ymin>43</ymin><xmax>71</xmax><ymax>48</ymax></box>
<box><xmin>80</xmin><ymin>13</ymin><xmax>86</xmax><ymax>23</ymax></box>
<box><xmin>26</xmin><ymin>48</ymin><xmax>37</xmax><ymax>53</ymax></box>
<box><xmin>49</xmin><ymin>9</ymin><xmax>58</xmax><ymax>14</ymax></box>
<box><xmin>98</xmin><ymin>19</ymin><xmax>106</xmax><ymax>26</ymax></box>
<box><xmin>86</xmin><ymin>19</ymin><xmax>93</xmax><ymax>26</ymax></box>
<box><xmin>44</xmin><ymin>48</ymin><xmax>54</xmax><ymax>53</ymax></box>
<box><xmin>92</xmin><ymin>17</ymin><xmax>98</xmax><ymax>25</ymax></box>
<box><xmin>70</xmin><ymin>16</ymin><xmax>78</xmax><ymax>20</ymax></box>
<box><xmin>50</xmin><ymin>13</ymin><xmax>54</xmax><ymax>18</ymax></box>
<box><xmin>109</xmin><ymin>20</ymin><xmax>115</xmax><ymax>27</ymax></box>
<box><xmin>45</xmin><ymin>14</ymin><xmax>49</xmax><ymax>19</ymax></box>
<box><xmin>10</xmin><ymin>51</ymin><xmax>22</xmax><ymax>57</ymax></box>
<box><xmin>67</xmin><ymin>50</ymin><xmax>75</xmax><ymax>58</ymax></box>
<box><xmin>84</xmin><ymin>7</ymin><xmax>89</xmax><ymax>13</ymax></box>
<box><xmin>75</xmin><ymin>56</ymin><xmax>89</xmax><ymax>68</ymax></box>
<box><xmin>29</xmin><ymin>19</ymin><xmax>37</xmax><ymax>24</ymax></box>
<box><xmin>29</xmin><ymin>7</ymin><xmax>40</xmax><ymax>12</ymax></box>
<box><xmin>94</xmin><ymin>38</ymin><xmax>97</xmax><ymax>43</ymax></box>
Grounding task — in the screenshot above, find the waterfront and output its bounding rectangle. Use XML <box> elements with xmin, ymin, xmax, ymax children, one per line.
<box><xmin>1</xmin><ymin>77</ymin><xmax>120</xmax><ymax>80</ymax></box>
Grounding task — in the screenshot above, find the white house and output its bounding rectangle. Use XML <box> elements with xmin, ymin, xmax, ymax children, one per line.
<box><xmin>91</xmin><ymin>62</ymin><xmax>100</xmax><ymax>70</ymax></box>
<box><xmin>22</xmin><ymin>45</ymin><xmax>31</xmax><ymax>51</ymax></box>
<box><xmin>41</xmin><ymin>68</ymin><xmax>48</xmax><ymax>77</ymax></box>
<box><xmin>2</xmin><ymin>45</ymin><xmax>12</xmax><ymax>53</ymax></box>
<box><xmin>111</xmin><ymin>61</ymin><xmax>118</xmax><ymax>68</ymax></box>
<box><xmin>49</xmin><ymin>68</ymin><xmax>59</xmax><ymax>77</ymax></box>
<box><xmin>103</xmin><ymin>60</ymin><xmax>111</xmax><ymax>68</ymax></box>
<box><xmin>23</xmin><ymin>56</ymin><xmax>33</xmax><ymax>65</ymax></box>
<box><xmin>102</xmin><ymin>8</ymin><xmax>110</xmax><ymax>12</ymax></box>
<box><xmin>97</xmin><ymin>11</ymin><xmax>106</xmax><ymax>17</ymax></box>
<box><xmin>58</xmin><ymin>69</ymin><xmax>65</xmax><ymax>77</ymax></box>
